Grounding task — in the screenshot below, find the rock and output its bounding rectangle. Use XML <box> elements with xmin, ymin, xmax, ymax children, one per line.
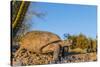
<box><xmin>13</xmin><ymin>48</ymin><xmax>54</xmax><ymax>65</ymax></box>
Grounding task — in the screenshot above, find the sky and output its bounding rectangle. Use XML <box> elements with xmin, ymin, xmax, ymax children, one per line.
<box><xmin>24</xmin><ymin>2</ymin><xmax>97</xmax><ymax>39</ymax></box>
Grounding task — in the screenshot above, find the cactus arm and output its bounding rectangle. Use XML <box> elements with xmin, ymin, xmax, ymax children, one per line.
<box><xmin>12</xmin><ymin>1</ymin><xmax>25</xmax><ymax>29</ymax></box>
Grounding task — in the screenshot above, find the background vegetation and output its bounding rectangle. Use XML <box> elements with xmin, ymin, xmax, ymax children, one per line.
<box><xmin>64</xmin><ymin>33</ymin><xmax>97</xmax><ymax>53</ymax></box>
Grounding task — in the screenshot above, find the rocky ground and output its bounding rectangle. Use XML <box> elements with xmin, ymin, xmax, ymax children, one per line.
<box><xmin>12</xmin><ymin>48</ymin><xmax>97</xmax><ymax>66</ymax></box>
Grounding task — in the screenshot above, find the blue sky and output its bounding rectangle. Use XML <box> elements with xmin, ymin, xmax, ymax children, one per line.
<box><xmin>25</xmin><ymin>2</ymin><xmax>97</xmax><ymax>39</ymax></box>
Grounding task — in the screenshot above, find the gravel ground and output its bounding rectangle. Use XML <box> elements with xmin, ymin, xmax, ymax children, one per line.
<box><xmin>12</xmin><ymin>48</ymin><xmax>97</xmax><ymax>66</ymax></box>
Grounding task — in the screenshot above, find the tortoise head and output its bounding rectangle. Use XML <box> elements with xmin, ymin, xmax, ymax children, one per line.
<box><xmin>60</xmin><ymin>39</ymin><xmax>73</xmax><ymax>47</ymax></box>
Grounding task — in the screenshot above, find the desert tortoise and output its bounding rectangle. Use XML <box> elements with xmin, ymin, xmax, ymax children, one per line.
<box><xmin>14</xmin><ymin>31</ymin><xmax>73</xmax><ymax>61</ymax></box>
<box><xmin>15</xmin><ymin>31</ymin><xmax>62</xmax><ymax>61</ymax></box>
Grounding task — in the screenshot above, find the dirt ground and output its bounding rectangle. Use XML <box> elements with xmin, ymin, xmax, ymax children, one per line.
<box><xmin>11</xmin><ymin>48</ymin><xmax>97</xmax><ymax>66</ymax></box>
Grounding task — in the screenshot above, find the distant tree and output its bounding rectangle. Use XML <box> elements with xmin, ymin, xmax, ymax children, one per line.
<box><xmin>87</xmin><ymin>38</ymin><xmax>97</xmax><ymax>52</ymax></box>
<box><xmin>76</xmin><ymin>34</ymin><xmax>88</xmax><ymax>49</ymax></box>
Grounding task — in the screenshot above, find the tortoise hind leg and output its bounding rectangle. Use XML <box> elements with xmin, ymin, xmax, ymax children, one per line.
<box><xmin>14</xmin><ymin>47</ymin><xmax>23</xmax><ymax>58</ymax></box>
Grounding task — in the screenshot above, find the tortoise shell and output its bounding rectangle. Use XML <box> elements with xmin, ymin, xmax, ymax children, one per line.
<box><xmin>19</xmin><ymin>31</ymin><xmax>61</xmax><ymax>53</ymax></box>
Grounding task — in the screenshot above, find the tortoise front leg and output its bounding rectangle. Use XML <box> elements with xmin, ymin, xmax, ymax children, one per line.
<box><xmin>53</xmin><ymin>45</ymin><xmax>60</xmax><ymax>63</ymax></box>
